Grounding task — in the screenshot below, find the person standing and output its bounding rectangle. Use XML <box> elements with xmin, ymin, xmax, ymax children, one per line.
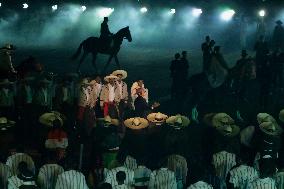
<box><xmin>201</xmin><ymin>36</ymin><xmax>214</xmax><ymax>72</ymax></box>
<box><xmin>272</xmin><ymin>20</ymin><xmax>284</xmax><ymax>51</ymax></box>
<box><xmin>170</xmin><ymin>53</ymin><xmax>181</xmax><ymax>100</ymax></box>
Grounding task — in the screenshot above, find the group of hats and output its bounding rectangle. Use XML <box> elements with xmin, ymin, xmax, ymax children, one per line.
<box><xmin>39</xmin><ymin>111</ymin><xmax>65</xmax><ymax>127</ymax></box>
<box><xmin>124</xmin><ymin>112</ymin><xmax>190</xmax><ymax>130</ymax></box>
<box><xmin>104</xmin><ymin>70</ymin><xmax>128</xmax><ymax>82</ymax></box>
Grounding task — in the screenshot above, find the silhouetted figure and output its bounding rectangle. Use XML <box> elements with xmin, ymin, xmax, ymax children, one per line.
<box><xmin>271</xmin><ymin>49</ymin><xmax>284</xmax><ymax>88</ymax></box>
<box><xmin>273</xmin><ymin>20</ymin><xmax>284</xmax><ymax>51</ymax></box>
<box><xmin>212</xmin><ymin>46</ymin><xmax>229</xmax><ymax>70</ymax></box>
<box><xmin>100</xmin><ymin>17</ymin><xmax>113</xmax><ymax>50</ymax></box>
<box><xmin>202</xmin><ymin>36</ymin><xmax>214</xmax><ymax>72</ymax></box>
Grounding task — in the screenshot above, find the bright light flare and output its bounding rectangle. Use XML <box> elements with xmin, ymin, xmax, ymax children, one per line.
<box><xmin>220</xmin><ymin>9</ymin><xmax>235</xmax><ymax>21</ymax></box>
<box><xmin>52</xmin><ymin>5</ymin><xmax>58</xmax><ymax>11</ymax></box>
<box><xmin>81</xmin><ymin>5</ymin><xmax>87</xmax><ymax>12</ymax></box>
<box><xmin>0</xmin><ymin>3</ymin><xmax>2</xmax><ymax>7</ymax></box>
<box><xmin>140</xmin><ymin>7</ymin><xmax>148</xmax><ymax>13</ymax></box>
<box><xmin>192</xmin><ymin>8</ymin><xmax>202</xmax><ymax>17</ymax></box>
<box><xmin>23</xmin><ymin>3</ymin><xmax>28</xmax><ymax>9</ymax></box>
<box><xmin>97</xmin><ymin>8</ymin><xmax>114</xmax><ymax>17</ymax></box>
<box><xmin>170</xmin><ymin>9</ymin><xmax>176</xmax><ymax>14</ymax></box>
<box><xmin>259</xmin><ymin>10</ymin><xmax>266</xmax><ymax>17</ymax></box>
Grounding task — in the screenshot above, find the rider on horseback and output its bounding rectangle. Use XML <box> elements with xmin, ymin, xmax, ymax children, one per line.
<box><xmin>100</xmin><ymin>17</ymin><xmax>113</xmax><ymax>49</ymax></box>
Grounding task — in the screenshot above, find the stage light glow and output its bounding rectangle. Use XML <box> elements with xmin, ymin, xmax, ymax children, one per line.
<box><xmin>23</xmin><ymin>3</ymin><xmax>28</xmax><ymax>9</ymax></box>
<box><xmin>81</xmin><ymin>5</ymin><xmax>87</xmax><ymax>12</ymax></box>
<box><xmin>0</xmin><ymin>3</ymin><xmax>2</xmax><ymax>7</ymax></box>
<box><xmin>192</xmin><ymin>8</ymin><xmax>202</xmax><ymax>17</ymax></box>
<box><xmin>140</xmin><ymin>7</ymin><xmax>147</xmax><ymax>13</ymax></box>
<box><xmin>97</xmin><ymin>8</ymin><xmax>114</xmax><ymax>17</ymax></box>
<box><xmin>170</xmin><ymin>9</ymin><xmax>176</xmax><ymax>14</ymax></box>
<box><xmin>220</xmin><ymin>9</ymin><xmax>235</xmax><ymax>21</ymax></box>
<box><xmin>259</xmin><ymin>10</ymin><xmax>266</xmax><ymax>17</ymax></box>
<box><xmin>52</xmin><ymin>5</ymin><xmax>58</xmax><ymax>11</ymax></box>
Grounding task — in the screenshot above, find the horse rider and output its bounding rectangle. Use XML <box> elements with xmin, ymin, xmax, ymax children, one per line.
<box><xmin>100</xmin><ymin>17</ymin><xmax>113</xmax><ymax>49</ymax></box>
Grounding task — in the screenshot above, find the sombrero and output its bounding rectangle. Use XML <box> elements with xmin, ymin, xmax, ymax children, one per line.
<box><xmin>39</xmin><ymin>112</ymin><xmax>63</xmax><ymax>127</ymax></box>
<box><xmin>259</xmin><ymin>121</ymin><xmax>281</xmax><ymax>136</ymax></box>
<box><xmin>147</xmin><ymin>112</ymin><xmax>168</xmax><ymax>125</ymax></box>
<box><xmin>0</xmin><ymin>79</ymin><xmax>13</xmax><ymax>85</ymax></box>
<box><xmin>124</xmin><ymin>117</ymin><xmax>149</xmax><ymax>130</ymax></box>
<box><xmin>211</xmin><ymin>113</ymin><xmax>234</xmax><ymax>128</ymax></box>
<box><xmin>104</xmin><ymin>75</ymin><xmax>119</xmax><ymax>82</ymax></box>
<box><xmin>112</xmin><ymin>70</ymin><xmax>128</xmax><ymax>80</ymax></box>
<box><xmin>0</xmin><ymin>44</ymin><xmax>15</xmax><ymax>51</ymax></box>
<box><xmin>80</xmin><ymin>78</ymin><xmax>90</xmax><ymax>86</ymax></box>
<box><xmin>166</xmin><ymin>114</ymin><xmax>190</xmax><ymax>128</ymax></box>
<box><xmin>97</xmin><ymin>116</ymin><xmax>120</xmax><ymax>127</ymax></box>
<box><xmin>216</xmin><ymin>124</ymin><xmax>240</xmax><ymax>137</ymax></box>
<box><xmin>0</xmin><ymin>117</ymin><xmax>15</xmax><ymax>130</ymax></box>
<box><xmin>278</xmin><ymin>109</ymin><xmax>284</xmax><ymax>123</ymax></box>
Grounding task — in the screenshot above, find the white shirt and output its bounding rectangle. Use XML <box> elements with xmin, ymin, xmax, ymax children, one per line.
<box><xmin>0</xmin><ymin>163</ymin><xmax>11</xmax><ymax>189</ymax></box>
<box><xmin>105</xmin><ymin>166</ymin><xmax>134</xmax><ymax>187</ymax></box>
<box><xmin>42</xmin><ymin>88</ymin><xmax>48</xmax><ymax>103</ymax></box>
<box><xmin>247</xmin><ymin>177</ymin><xmax>277</xmax><ymax>189</ymax></box>
<box><xmin>55</xmin><ymin>170</ymin><xmax>89</xmax><ymax>189</ymax></box>
<box><xmin>212</xmin><ymin>151</ymin><xmax>236</xmax><ymax>180</ymax></box>
<box><xmin>6</xmin><ymin>153</ymin><xmax>35</xmax><ymax>176</ymax></box>
<box><xmin>37</xmin><ymin>164</ymin><xmax>64</xmax><ymax>189</ymax></box>
<box><xmin>229</xmin><ymin>165</ymin><xmax>259</xmax><ymax>189</ymax></box>
<box><xmin>94</xmin><ymin>83</ymin><xmax>102</xmax><ymax>97</ymax></box>
<box><xmin>274</xmin><ymin>171</ymin><xmax>284</xmax><ymax>189</ymax></box>
<box><xmin>134</xmin><ymin>165</ymin><xmax>152</xmax><ymax>187</ymax></box>
<box><xmin>116</xmin><ymin>81</ymin><xmax>123</xmax><ymax>97</ymax></box>
<box><xmin>124</xmin><ymin>156</ymin><xmax>137</xmax><ymax>171</ymax></box>
<box><xmin>108</xmin><ymin>84</ymin><xmax>115</xmax><ymax>102</ymax></box>
<box><xmin>148</xmin><ymin>168</ymin><xmax>177</xmax><ymax>189</ymax></box>
<box><xmin>187</xmin><ymin>181</ymin><xmax>213</xmax><ymax>189</ymax></box>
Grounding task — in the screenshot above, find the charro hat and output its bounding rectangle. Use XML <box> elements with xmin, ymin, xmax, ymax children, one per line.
<box><xmin>112</xmin><ymin>70</ymin><xmax>127</xmax><ymax>80</ymax></box>
<box><xmin>211</xmin><ymin>113</ymin><xmax>234</xmax><ymax>128</ymax></box>
<box><xmin>0</xmin><ymin>117</ymin><xmax>15</xmax><ymax>130</ymax></box>
<box><xmin>259</xmin><ymin>121</ymin><xmax>281</xmax><ymax>136</ymax></box>
<box><xmin>124</xmin><ymin>117</ymin><xmax>149</xmax><ymax>130</ymax></box>
<box><xmin>276</xmin><ymin>20</ymin><xmax>283</xmax><ymax>25</ymax></box>
<box><xmin>166</xmin><ymin>114</ymin><xmax>190</xmax><ymax>128</ymax></box>
<box><xmin>147</xmin><ymin>112</ymin><xmax>168</xmax><ymax>125</ymax></box>
<box><xmin>39</xmin><ymin>112</ymin><xmax>64</xmax><ymax>127</ymax></box>
<box><xmin>104</xmin><ymin>75</ymin><xmax>119</xmax><ymax>82</ymax></box>
<box><xmin>97</xmin><ymin>116</ymin><xmax>120</xmax><ymax>127</ymax></box>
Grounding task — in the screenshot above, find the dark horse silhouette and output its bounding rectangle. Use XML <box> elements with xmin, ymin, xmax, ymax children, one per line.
<box><xmin>72</xmin><ymin>26</ymin><xmax>132</xmax><ymax>73</ymax></box>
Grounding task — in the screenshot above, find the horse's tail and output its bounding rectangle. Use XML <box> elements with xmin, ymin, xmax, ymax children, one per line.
<box><xmin>71</xmin><ymin>40</ymin><xmax>85</xmax><ymax>60</ymax></box>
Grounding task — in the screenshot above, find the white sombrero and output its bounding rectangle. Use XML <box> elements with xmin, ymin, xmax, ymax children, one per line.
<box><xmin>166</xmin><ymin>114</ymin><xmax>190</xmax><ymax>128</ymax></box>
<box><xmin>39</xmin><ymin>112</ymin><xmax>64</xmax><ymax>127</ymax></box>
<box><xmin>259</xmin><ymin>121</ymin><xmax>281</xmax><ymax>136</ymax></box>
<box><xmin>104</xmin><ymin>75</ymin><xmax>119</xmax><ymax>82</ymax></box>
<box><xmin>0</xmin><ymin>117</ymin><xmax>15</xmax><ymax>130</ymax></box>
<box><xmin>124</xmin><ymin>117</ymin><xmax>149</xmax><ymax>130</ymax></box>
<box><xmin>97</xmin><ymin>116</ymin><xmax>120</xmax><ymax>127</ymax></box>
<box><xmin>211</xmin><ymin>113</ymin><xmax>234</xmax><ymax>128</ymax></box>
<box><xmin>112</xmin><ymin>70</ymin><xmax>128</xmax><ymax>80</ymax></box>
<box><xmin>147</xmin><ymin>112</ymin><xmax>168</xmax><ymax>125</ymax></box>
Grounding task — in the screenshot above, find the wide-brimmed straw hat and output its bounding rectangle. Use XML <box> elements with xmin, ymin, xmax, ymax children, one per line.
<box><xmin>259</xmin><ymin>121</ymin><xmax>281</xmax><ymax>136</ymax></box>
<box><xmin>147</xmin><ymin>112</ymin><xmax>168</xmax><ymax>125</ymax></box>
<box><xmin>124</xmin><ymin>117</ymin><xmax>149</xmax><ymax>130</ymax></box>
<box><xmin>216</xmin><ymin>124</ymin><xmax>240</xmax><ymax>137</ymax></box>
<box><xmin>166</xmin><ymin>114</ymin><xmax>190</xmax><ymax>128</ymax></box>
<box><xmin>211</xmin><ymin>113</ymin><xmax>234</xmax><ymax>128</ymax></box>
<box><xmin>0</xmin><ymin>117</ymin><xmax>15</xmax><ymax>130</ymax></box>
<box><xmin>39</xmin><ymin>112</ymin><xmax>64</xmax><ymax>127</ymax></box>
<box><xmin>112</xmin><ymin>70</ymin><xmax>128</xmax><ymax>80</ymax></box>
<box><xmin>97</xmin><ymin>116</ymin><xmax>120</xmax><ymax>127</ymax></box>
<box><xmin>104</xmin><ymin>75</ymin><xmax>119</xmax><ymax>82</ymax></box>
<box><xmin>278</xmin><ymin>109</ymin><xmax>284</xmax><ymax>123</ymax></box>
<box><xmin>0</xmin><ymin>79</ymin><xmax>13</xmax><ymax>85</ymax></box>
<box><xmin>0</xmin><ymin>44</ymin><xmax>15</xmax><ymax>51</ymax></box>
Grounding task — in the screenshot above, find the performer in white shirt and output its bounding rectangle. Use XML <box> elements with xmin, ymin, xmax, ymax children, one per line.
<box><xmin>131</xmin><ymin>79</ymin><xmax>148</xmax><ymax>108</ymax></box>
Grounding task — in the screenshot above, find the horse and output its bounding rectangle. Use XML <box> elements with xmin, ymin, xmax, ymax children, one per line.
<box><xmin>72</xmin><ymin>26</ymin><xmax>132</xmax><ymax>74</ymax></box>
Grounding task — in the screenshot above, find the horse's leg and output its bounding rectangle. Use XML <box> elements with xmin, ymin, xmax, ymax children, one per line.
<box><xmin>114</xmin><ymin>55</ymin><xmax>120</xmax><ymax>69</ymax></box>
<box><xmin>92</xmin><ymin>52</ymin><xmax>98</xmax><ymax>74</ymax></box>
<box><xmin>102</xmin><ymin>55</ymin><xmax>114</xmax><ymax>74</ymax></box>
<box><xmin>77</xmin><ymin>51</ymin><xmax>88</xmax><ymax>73</ymax></box>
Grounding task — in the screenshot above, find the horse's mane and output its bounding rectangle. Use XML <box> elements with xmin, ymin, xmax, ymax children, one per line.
<box><xmin>115</xmin><ymin>27</ymin><xmax>129</xmax><ymax>36</ymax></box>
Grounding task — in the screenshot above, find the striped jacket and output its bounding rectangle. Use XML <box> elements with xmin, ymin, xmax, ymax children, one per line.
<box><xmin>124</xmin><ymin>156</ymin><xmax>137</xmax><ymax>170</ymax></box>
<box><xmin>229</xmin><ymin>164</ymin><xmax>259</xmax><ymax>189</ymax></box>
<box><xmin>148</xmin><ymin>168</ymin><xmax>177</xmax><ymax>189</ymax></box>
<box><xmin>105</xmin><ymin>166</ymin><xmax>134</xmax><ymax>187</ymax></box>
<box><xmin>134</xmin><ymin>165</ymin><xmax>152</xmax><ymax>187</ymax></box>
<box><xmin>55</xmin><ymin>170</ymin><xmax>89</xmax><ymax>189</ymax></box>
<box><xmin>37</xmin><ymin>164</ymin><xmax>64</xmax><ymax>189</ymax></box>
<box><xmin>167</xmin><ymin>154</ymin><xmax>188</xmax><ymax>184</ymax></box>
<box><xmin>0</xmin><ymin>163</ymin><xmax>11</xmax><ymax>189</ymax></box>
<box><xmin>100</xmin><ymin>84</ymin><xmax>121</xmax><ymax>107</ymax></box>
<box><xmin>274</xmin><ymin>171</ymin><xmax>284</xmax><ymax>189</ymax></box>
<box><xmin>247</xmin><ymin>177</ymin><xmax>277</xmax><ymax>189</ymax></box>
<box><xmin>6</xmin><ymin>153</ymin><xmax>35</xmax><ymax>176</ymax></box>
<box><xmin>187</xmin><ymin>181</ymin><xmax>213</xmax><ymax>189</ymax></box>
<box><xmin>212</xmin><ymin>151</ymin><xmax>236</xmax><ymax>180</ymax></box>
<box><xmin>115</xmin><ymin>81</ymin><xmax>128</xmax><ymax>101</ymax></box>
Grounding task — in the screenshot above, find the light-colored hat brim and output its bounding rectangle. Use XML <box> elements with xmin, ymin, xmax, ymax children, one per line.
<box><xmin>104</xmin><ymin>75</ymin><xmax>119</xmax><ymax>82</ymax></box>
<box><xmin>212</xmin><ymin>113</ymin><xmax>234</xmax><ymax>128</ymax></box>
<box><xmin>97</xmin><ymin>117</ymin><xmax>120</xmax><ymax>127</ymax></box>
<box><xmin>112</xmin><ymin>70</ymin><xmax>128</xmax><ymax>79</ymax></box>
<box><xmin>166</xmin><ymin>115</ymin><xmax>190</xmax><ymax>127</ymax></box>
<box><xmin>39</xmin><ymin>113</ymin><xmax>63</xmax><ymax>127</ymax></box>
<box><xmin>147</xmin><ymin>112</ymin><xmax>168</xmax><ymax>124</ymax></box>
<box><xmin>259</xmin><ymin>121</ymin><xmax>281</xmax><ymax>136</ymax></box>
<box><xmin>124</xmin><ymin>117</ymin><xmax>149</xmax><ymax>130</ymax></box>
<box><xmin>0</xmin><ymin>117</ymin><xmax>16</xmax><ymax>129</ymax></box>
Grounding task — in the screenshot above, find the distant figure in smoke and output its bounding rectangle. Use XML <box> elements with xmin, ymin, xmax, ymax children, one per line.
<box><xmin>0</xmin><ymin>44</ymin><xmax>17</xmax><ymax>79</ymax></box>
<box><xmin>240</xmin><ymin>16</ymin><xmax>248</xmax><ymax>49</ymax></box>
<box><xmin>272</xmin><ymin>20</ymin><xmax>284</xmax><ymax>51</ymax></box>
<box><xmin>256</xmin><ymin>18</ymin><xmax>266</xmax><ymax>40</ymax></box>
<box><xmin>271</xmin><ymin>48</ymin><xmax>284</xmax><ymax>88</ymax></box>
<box><xmin>201</xmin><ymin>36</ymin><xmax>215</xmax><ymax>72</ymax></box>
<box><xmin>100</xmin><ymin>17</ymin><xmax>113</xmax><ymax>50</ymax></box>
